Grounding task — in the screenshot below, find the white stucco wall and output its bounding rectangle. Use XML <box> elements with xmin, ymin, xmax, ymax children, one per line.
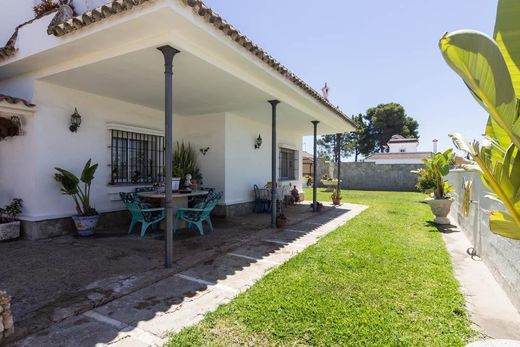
<box><xmin>0</xmin><ymin>82</ymin><xmax>305</xmax><ymax>220</ymax></box>
<box><xmin>176</xmin><ymin>113</ymin><xmax>226</xmax><ymax>199</ymax></box>
<box><xmin>388</xmin><ymin>141</ymin><xmax>418</xmax><ymax>153</ymax></box>
<box><xmin>224</xmin><ymin>112</ymin><xmax>302</xmax><ymax>205</ymax></box>
<box><xmin>0</xmin><ymin>108</ymin><xmax>38</xmax><ymax>212</ymax></box>
<box><xmin>23</xmin><ymin>81</ymin><xmax>169</xmax><ymax>220</ymax></box>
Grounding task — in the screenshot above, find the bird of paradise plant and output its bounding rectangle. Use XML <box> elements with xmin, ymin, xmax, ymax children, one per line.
<box><xmin>439</xmin><ymin>0</ymin><xmax>520</xmax><ymax>239</ymax></box>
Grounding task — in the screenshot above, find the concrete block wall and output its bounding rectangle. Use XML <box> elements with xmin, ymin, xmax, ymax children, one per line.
<box><xmin>316</xmin><ymin>160</ymin><xmax>423</xmax><ymax>192</ymax></box>
<box><xmin>448</xmin><ymin>170</ymin><xmax>520</xmax><ymax>311</ymax></box>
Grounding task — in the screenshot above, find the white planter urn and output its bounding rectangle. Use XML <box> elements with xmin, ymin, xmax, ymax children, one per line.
<box><xmin>425</xmin><ymin>198</ymin><xmax>453</xmax><ymax>225</ymax></box>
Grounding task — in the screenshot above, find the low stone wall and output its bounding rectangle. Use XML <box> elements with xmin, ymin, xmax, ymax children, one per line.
<box><xmin>0</xmin><ymin>291</ymin><xmax>14</xmax><ymax>343</ymax></box>
<box><xmin>316</xmin><ymin>161</ymin><xmax>423</xmax><ymax>192</ymax></box>
<box><xmin>20</xmin><ymin>210</ymin><xmax>131</xmax><ymax>240</ymax></box>
<box><xmin>214</xmin><ymin>202</ymin><xmax>256</xmax><ymax>218</ymax></box>
<box><xmin>447</xmin><ymin>170</ymin><xmax>520</xmax><ymax>311</ymax></box>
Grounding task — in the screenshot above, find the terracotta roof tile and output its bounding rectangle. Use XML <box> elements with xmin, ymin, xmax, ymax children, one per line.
<box><xmin>0</xmin><ymin>94</ymin><xmax>36</xmax><ymax>108</ymax></box>
<box><xmin>45</xmin><ymin>0</ymin><xmax>355</xmax><ymax>127</ymax></box>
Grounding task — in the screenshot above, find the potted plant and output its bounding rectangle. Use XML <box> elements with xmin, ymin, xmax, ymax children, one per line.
<box><xmin>415</xmin><ymin>149</ymin><xmax>455</xmax><ymax>225</ymax></box>
<box><xmin>331</xmin><ymin>189</ymin><xmax>342</xmax><ymax>206</ymax></box>
<box><xmin>276</xmin><ymin>213</ymin><xmax>288</xmax><ymax>228</ymax></box>
<box><xmin>54</xmin><ymin>159</ymin><xmax>99</xmax><ymax>236</ymax></box>
<box><xmin>173</xmin><ymin>141</ymin><xmax>203</xmax><ymax>190</ymax></box>
<box><xmin>0</xmin><ymin>198</ymin><xmax>23</xmax><ymax>241</ymax></box>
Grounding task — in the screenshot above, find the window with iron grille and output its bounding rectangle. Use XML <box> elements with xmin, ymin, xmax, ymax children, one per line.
<box><xmin>279</xmin><ymin>148</ymin><xmax>298</xmax><ymax>180</ymax></box>
<box><xmin>109</xmin><ymin>130</ymin><xmax>164</xmax><ymax>185</ymax></box>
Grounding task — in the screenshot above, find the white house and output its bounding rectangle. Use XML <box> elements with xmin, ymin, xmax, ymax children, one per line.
<box><xmin>0</xmin><ymin>0</ymin><xmax>356</xmax><ymax>240</ymax></box>
<box><xmin>364</xmin><ymin>135</ymin><xmax>431</xmax><ymax>164</ymax></box>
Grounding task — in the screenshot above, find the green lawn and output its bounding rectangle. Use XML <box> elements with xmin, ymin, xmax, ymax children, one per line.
<box><xmin>167</xmin><ymin>189</ymin><xmax>475</xmax><ymax>346</ymax></box>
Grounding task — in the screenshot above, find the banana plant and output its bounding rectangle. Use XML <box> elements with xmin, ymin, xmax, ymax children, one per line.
<box><xmin>54</xmin><ymin>159</ymin><xmax>98</xmax><ymax>216</ymax></box>
<box><xmin>440</xmin><ymin>0</ymin><xmax>520</xmax><ymax>239</ymax></box>
<box><xmin>422</xmin><ymin>150</ymin><xmax>455</xmax><ymax>200</ymax></box>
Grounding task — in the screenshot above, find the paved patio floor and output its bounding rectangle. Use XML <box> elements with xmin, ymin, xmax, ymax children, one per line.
<box><xmin>1</xmin><ymin>202</ymin><xmax>367</xmax><ymax>346</ymax></box>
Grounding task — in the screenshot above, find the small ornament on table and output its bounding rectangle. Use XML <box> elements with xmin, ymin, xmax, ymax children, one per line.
<box><xmin>184</xmin><ymin>173</ymin><xmax>193</xmax><ymax>191</ymax></box>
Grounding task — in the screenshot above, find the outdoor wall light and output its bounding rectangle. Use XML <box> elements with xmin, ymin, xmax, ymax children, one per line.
<box><xmin>200</xmin><ymin>147</ymin><xmax>210</xmax><ymax>155</ymax></box>
<box><xmin>254</xmin><ymin>134</ymin><xmax>262</xmax><ymax>149</ymax></box>
<box><xmin>69</xmin><ymin>108</ymin><xmax>82</xmax><ymax>132</ymax></box>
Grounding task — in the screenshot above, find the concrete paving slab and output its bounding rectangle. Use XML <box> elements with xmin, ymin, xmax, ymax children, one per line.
<box><xmin>93</xmin><ymin>275</ymin><xmax>206</xmax><ymax>329</ymax></box>
<box><xmin>134</xmin><ymin>287</ymin><xmax>234</xmax><ymax>337</ymax></box>
<box><xmin>441</xmin><ymin>226</ymin><xmax>520</xmax><ymax>340</ymax></box>
<box><xmin>178</xmin><ymin>254</ymin><xmax>274</xmax><ymax>292</ymax></box>
<box><xmin>7</xmin><ymin>203</ymin><xmax>369</xmax><ymax>346</ymax></box>
<box><xmin>11</xmin><ymin>314</ymin><xmax>121</xmax><ymax>347</ymax></box>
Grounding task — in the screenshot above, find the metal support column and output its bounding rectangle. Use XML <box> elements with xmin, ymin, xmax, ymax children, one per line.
<box><xmin>311</xmin><ymin>121</ymin><xmax>319</xmax><ymax>212</ymax></box>
<box><xmin>269</xmin><ymin>100</ymin><xmax>280</xmax><ymax>228</ymax></box>
<box><xmin>336</xmin><ymin>133</ymin><xmax>342</xmax><ymax>193</ymax></box>
<box><xmin>158</xmin><ymin>45</ymin><xmax>180</xmax><ymax>268</ymax></box>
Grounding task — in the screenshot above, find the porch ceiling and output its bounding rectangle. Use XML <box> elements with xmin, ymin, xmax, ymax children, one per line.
<box><xmin>41</xmin><ymin>47</ymin><xmax>340</xmax><ymax>134</ymax></box>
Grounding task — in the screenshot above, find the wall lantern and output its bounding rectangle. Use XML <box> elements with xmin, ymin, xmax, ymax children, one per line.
<box><xmin>69</xmin><ymin>108</ymin><xmax>82</xmax><ymax>132</ymax></box>
<box><xmin>254</xmin><ymin>134</ymin><xmax>262</xmax><ymax>149</ymax></box>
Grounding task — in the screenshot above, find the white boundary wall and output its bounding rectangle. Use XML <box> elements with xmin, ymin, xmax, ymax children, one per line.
<box><xmin>447</xmin><ymin>170</ymin><xmax>520</xmax><ymax>310</ymax></box>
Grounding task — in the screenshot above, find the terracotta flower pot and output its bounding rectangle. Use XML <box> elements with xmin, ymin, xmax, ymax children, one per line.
<box><xmin>425</xmin><ymin>198</ymin><xmax>453</xmax><ymax>225</ymax></box>
<box><xmin>276</xmin><ymin>216</ymin><xmax>288</xmax><ymax>228</ymax></box>
<box><xmin>332</xmin><ymin>198</ymin><xmax>341</xmax><ymax>206</ymax></box>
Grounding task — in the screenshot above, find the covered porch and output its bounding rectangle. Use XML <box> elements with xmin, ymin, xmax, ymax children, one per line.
<box><xmin>0</xmin><ymin>2</ymin><xmax>355</xmax><ymax>266</ymax></box>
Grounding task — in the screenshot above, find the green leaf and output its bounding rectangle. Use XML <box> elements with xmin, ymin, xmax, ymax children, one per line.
<box><xmin>489</xmin><ymin>210</ymin><xmax>520</xmax><ymax>239</ymax></box>
<box><xmin>449</xmin><ymin>133</ymin><xmax>477</xmax><ymax>156</ymax></box>
<box><xmin>80</xmin><ymin>158</ymin><xmax>98</xmax><ymax>184</ymax></box>
<box><xmin>439</xmin><ymin>30</ymin><xmax>520</xmax><ymax>149</ymax></box>
<box><xmin>494</xmin><ymin>0</ymin><xmax>520</xmax><ymax>99</ymax></box>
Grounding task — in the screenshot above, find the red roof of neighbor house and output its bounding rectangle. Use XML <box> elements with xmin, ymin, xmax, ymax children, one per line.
<box><xmin>0</xmin><ymin>94</ymin><xmax>36</xmax><ymax>107</ymax></box>
<box><xmin>2</xmin><ymin>0</ymin><xmax>356</xmax><ymax>128</ymax></box>
<box><xmin>365</xmin><ymin>152</ymin><xmax>431</xmax><ymax>161</ymax></box>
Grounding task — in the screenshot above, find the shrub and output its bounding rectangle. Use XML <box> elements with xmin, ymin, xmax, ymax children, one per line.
<box><xmin>415</xmin><ymin>168</ymin><xmax>436</xmax><ymax>194</ymax></box>
<box><xmin>0</xmin><ymin>199</ymin><xmax>23</xmax><ymax>223</ymax></box>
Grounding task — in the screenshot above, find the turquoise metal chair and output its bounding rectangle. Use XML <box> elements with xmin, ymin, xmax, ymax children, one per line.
<box><xmin>174</xmin><ymin>192</ymin><xmax>222</xmax><ymax>235</ymax></box>
<box><xmin>135</xmin><ymin>187</ymin><xmax>155</xmax><ymax>193</ymax></box>
<box><xmin>120</xmin><ymin>192</ymin><xmax>165</xmax><ymax>237</ymax></box>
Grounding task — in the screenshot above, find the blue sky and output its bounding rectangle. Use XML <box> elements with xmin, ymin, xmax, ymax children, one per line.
<box><xmin>204</xmin><ymin>0</ymin><xmax>497</xmax><ymax>158</ymax></box>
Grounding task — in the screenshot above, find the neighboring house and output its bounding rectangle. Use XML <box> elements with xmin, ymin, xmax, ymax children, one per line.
<box><xmin>0</xmin><ymin>0</ymin><xmax>356</xmax><ymax>238</ymax></box>
<box><xmin>302</xmin><ymin>151</ymin><xmax>314</xmax><ymax>177</ymax></box>
<box><xmin>364</xmin><ymin>135</ymin><xmax>431</xmax><ymax>164</ymax></box>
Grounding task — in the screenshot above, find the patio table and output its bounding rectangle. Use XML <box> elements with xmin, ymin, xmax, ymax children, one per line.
<box><xmin>137</xmin><ymin>190</ymin><xmax>209</xmax><ymax>229</ymax></box>
<box><xmin>257</xmin><ymin>187</ymin><xmax>287</xmax><ymax>213</ymax></box>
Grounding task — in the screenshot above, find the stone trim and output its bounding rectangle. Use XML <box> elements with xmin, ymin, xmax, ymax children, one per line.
<box><xmin>0</xmin><ymin>95</ymin><xmax>36</xmax><ymax>108</ymax></box>
<box><xmin>0</xmin><ymin>291</ymin><xmax>14</xmax><ymax>343</ymax></box>
<box><xmin>21</xmin><ymin>210</ymin><xmax>131</xmax><ymax>240</ymax></box>
<box><xmin>20</xmin><ymin>203</ymin><xmax>256</xmax><ymax>240</ymax></box>
<box><xmin>213</xmin><ymin>201</ymin><xmax>256</xmax><ymax>218</ymax></box>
